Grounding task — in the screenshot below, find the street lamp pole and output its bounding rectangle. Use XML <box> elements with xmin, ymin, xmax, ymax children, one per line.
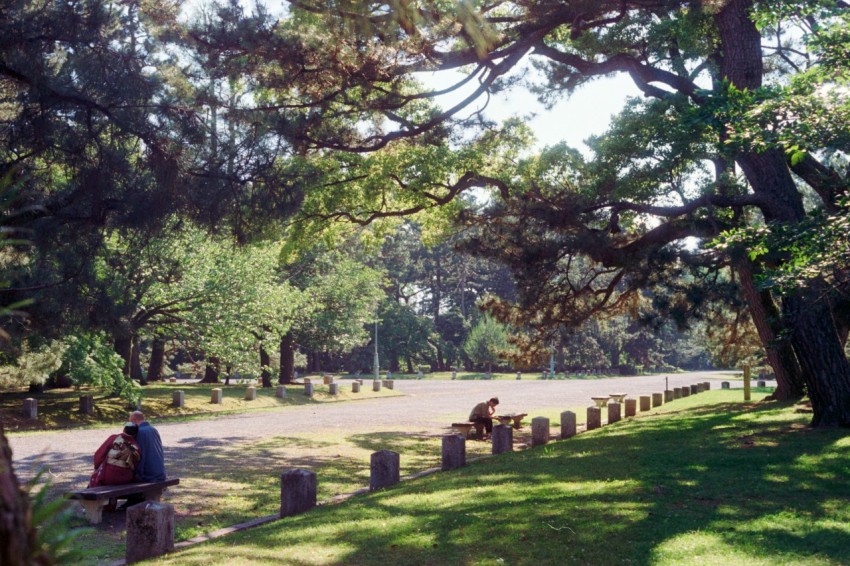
<box><xmin>373</xmin><ymin>320</ymin><xmax>380</xmax><ymax>380</ymax></box>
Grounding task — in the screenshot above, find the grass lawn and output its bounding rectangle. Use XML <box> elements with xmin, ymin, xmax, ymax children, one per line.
<box><xmin>55</xmin><ymin>389</ymin><xmax>849</xmax><ymax>565</ymax></box>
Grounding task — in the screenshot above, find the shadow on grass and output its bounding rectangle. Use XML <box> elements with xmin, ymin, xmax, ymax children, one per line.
<box><xmin>156</xmin><ymin>398</ymin><xmax>850</xmax><ymax>566</ymax></box>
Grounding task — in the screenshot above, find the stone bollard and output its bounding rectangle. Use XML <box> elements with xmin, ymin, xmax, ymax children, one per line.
<box><xmin>304</xmin><ymin>383</ymin><xmax>314</xmax><ymax>397</ymax></box>
<box><xmin>385</xmin><ymin>380</ymin><xmax>394</xmax><ymax>390</ymax></box>
<box><xmin>452</xmin><ymin>370</ymin><xmax>457</xmax><ymax>380</ymax></box>
<box><xmin>370</xmin><ymin>450</ymin><xmax>400</xmax><ymax>491</ymax></box>
<box><xmin>652</xmin><ymin>393</ymin><xmax>663</xmax><ymax>407</ymax></box>
<box><xmin>639</xmin><ymin>395</ymin><xmax>651</xmax><ymax>412</ymax></box>
<box><xmin>22</xmin><ymin>398</ymin><xmax>37</xmax><ymax>419</ymax></box>
<box><xmin>624</xmin><ymin>398</ymin><xmax>637</xmax><ymax>417</ymax></box>
<box><xmin>516</xmin><ymin>371</ymin><xmax>522</xmax><ymax>380</ymax></box>
<box><xmin>79</xmin><ymin>395</ymin><xmax>94</xmax><ymax>415</ymax></box>
<box><xmin>323</xmin><ymin>375</ymin><xmax>332</xmax><ymax>385</ymax></box>
<box><xmin>690</xmin><ymin>384</ymin><xmax>699</xmax><ymax>395</ymax></box>
<box><xmin>757</xmin><ymin>380</ymin><xmax>766</xmax><ymax>387</ymax></box>
<box><xmin>280</xmin><ymin>469</ymin><xmax>317</xmax><ymax>517</ymax></box>
<box><xmin>352</xmin><ymin>381</ymin><xmax>361</xmax><ymax>393</ymax></box>
<box><xmin>673</xmin><ymin>387</ymin><xmax>682</xmax><ymax>399</ymax></box>
<box><xmin>586</xmin><ymin>406</ymin><xmax>601</xmax><ymax>431</ymax></box>
<box><xmin>303</xmin><ymin>377</ymin><xmax>311</xmax><ymax>385</ymax></box>
<box><xmin>125</xmin><ymin>502</ymin><xmax>174</xmax><ymax>564</ymax></box>
<box><xmin>245</xmin><ymin>386</ymin><xmax>257</xmax><ymax>401</ymax></box>
<box><xmin>703</xmin><ymin>381</ymin><xmax>711</xmax><ymax>390</ymax></box>
<box><xmin>681</xmin><ymin>387</ymin><xmax>690</xmax><ymax>398</ymax></box>
<box><xmin>560</xmin><ymin>411</ymin><xmax>577</xmax><ymax>439</ymax></box>
<box><xmin>531</xmin><ymin>417</ymin><xmax>550</xmax><ymax>447</ymax></box>
<box><xmin>211</xmin><ymin>389</ymin><xmax>222</xmax><ymax>404</ymax></box>
<box><xmin>492</xmin><ymin>424</ymin><xmax>513</xmax><ymax>454</ymax></box>
<box><xmin>373</xmin><ymin>380</ymin><xmax>382</xmax><ymax>392</ymax></box>
<box><xmin>329</xmin><ymin>383</ymin><xmax>339</xmax><ymax>395</ymax></box>
<box><xmin>607</xmin><ymin>402</ymin><xmax>621</xmax><ymax>424</ymax></box>
<box><xmin>721</xmin><ymin>381</ymin><xmax>730</xmax><ymax>389</ymax></box>
<box><xmin>441</xmin><ymin>435</ymin><xmax>466</xmax><ymax>471</ymax></box>
<box><xmin>172</xmin><ymin>390</ymin><xmax>184</xmax><ymax>408</ymax></box>
<box><xmin>169</xmin><ymin>377</ymin><xmax>177</xmax><ymax>383</ymax></box>
<box><xmin>664</xmin><ymin>390</ymin><xmax>674</xmax><ymax>403</ymax></box>
<box><xmin>275</xmin><ymin>385</ymin><xmax>287</xmax><ymax>399</ymax></box>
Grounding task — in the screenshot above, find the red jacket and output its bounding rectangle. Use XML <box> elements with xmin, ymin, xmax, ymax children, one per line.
<box><xmin>89</xmin><ymin>433</ymin><xmax>141</xmax><ymax>487</ymax></box>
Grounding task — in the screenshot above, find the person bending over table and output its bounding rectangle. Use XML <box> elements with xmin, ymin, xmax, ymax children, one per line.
<box><xmin>469</xmin><ymin>397</ymin><xmax>500</xmax><ymax>438</ymax></box>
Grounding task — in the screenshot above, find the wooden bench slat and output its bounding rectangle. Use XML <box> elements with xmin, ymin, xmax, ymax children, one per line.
<box><xmin>67</xmin><ymin>478</ymin><xmax>179</xmax><ymax>501</ymax></box>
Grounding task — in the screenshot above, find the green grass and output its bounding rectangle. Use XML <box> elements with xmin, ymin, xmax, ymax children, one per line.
<box><xmin>0</xmin><ymin>379</ymin><xmax>400</xmax><ymax>432</ymax></box>
<box><xmin>130</xmin><ymin>391</ymin><xmax>850</xmax><ymax>566</ymax></box>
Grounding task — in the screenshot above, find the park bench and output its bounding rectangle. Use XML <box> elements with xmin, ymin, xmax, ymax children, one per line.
<box><xmin>451</xmin><ymin>422</ymin><xmax>484</xmax><ymax>438</ymax></box>
<box><xmin>67</xmin><ymin>478</ymin><xmax>179</xmax><ymax>525</ymax></box>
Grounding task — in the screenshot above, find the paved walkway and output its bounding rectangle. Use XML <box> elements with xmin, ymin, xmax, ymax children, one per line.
<box><xmin>9</xmin><ymin>371</ymin><xmax>736</xmax><ymax>492</ymax></box>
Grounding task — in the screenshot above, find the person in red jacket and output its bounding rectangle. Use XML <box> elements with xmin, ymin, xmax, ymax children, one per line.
<box><xmin>88</xmin><ymin>423</ymin><xmax>141</xmax><ymax>488</ymax></box>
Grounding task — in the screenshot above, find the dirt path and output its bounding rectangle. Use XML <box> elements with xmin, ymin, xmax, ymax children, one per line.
<box><xmin>9</xmin><ymin>371</ymin><xmax>736</xmax><ymax>493</ymax></box>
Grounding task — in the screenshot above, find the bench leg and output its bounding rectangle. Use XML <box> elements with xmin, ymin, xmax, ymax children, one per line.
<box><xmin>79</xmin><ymin>500</ymin><xmax>107</xmax><ymax>524</ymax></box>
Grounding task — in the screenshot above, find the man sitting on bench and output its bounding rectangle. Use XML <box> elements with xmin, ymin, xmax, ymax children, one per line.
<box><xmin>469</xmin><ymin>397</ymin><xmax>499</xmax><ymax>439</ymax></box>
<box><xmin>120</xmin><ymin>411</ymin><xmax>166</xmax><ymax>508</ymax></box>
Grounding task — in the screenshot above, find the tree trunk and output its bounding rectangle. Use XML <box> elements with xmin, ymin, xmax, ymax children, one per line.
<box><xmin>279</xmin><ymin>333</ymin><xmax>295</xmax><ymax>384</ymax></box>
<box><xmin>147</xmin><ymin>338</ymin><xmax>165</xmax><ymax>382</ymax></box>
<box><xmin>0</xmin><ymin>426</ymin><xmax>48</xmax><ymax>566</ymax></box>
<box><xmin>717</xmin><ymin>0</ymin><xmax>850</xmax><ymax>426</ymax></box>
<box><xmin>114</xmin><ymin>335</ymin><xmax>132</xmax><ymax>377</ymax></box>
<box><xmin>260</xmin><ymin>344</ymin><xmax>272</xmax><ymax>388</ymax></box>
<box><xmin>200</xmin><ymin>356</ymin><xmax>220</xmax><ymax>383</ymax></box>
<box><xmin>735</xmin><ymin>259</ymin><xmax>805</xmax><ymax>399</ymax></box>
<box><xmin>130</xmin><ymin>335</ymin><xmax>144</xmax><ymax>384</ymax></box>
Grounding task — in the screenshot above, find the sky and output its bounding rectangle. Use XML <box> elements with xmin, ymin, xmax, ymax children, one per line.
<box><xmin>421</xmin><ymin>67</ymin><xmax>643</xmax><ymax>153</ymax></box>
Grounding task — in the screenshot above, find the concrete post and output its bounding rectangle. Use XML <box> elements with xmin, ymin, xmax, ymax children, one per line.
<box><xmin>673</xmin><ymin>387</ymin><xmax>682</xmax><ymax>399</ymax></box>
<box><xmin>385</xmin><ymin>380</ymin><xmax>394</xmax><ymax>390</ymax></box>
<box><xmin>624</xmin><ymin>398</ymin><xmax>637</xmax><ymax>417</ymax></box>
<box><xmin>441</xmin><ymin>435</ymin><xmax>466</xmax><ymax>471</ymax></box>
<box><xmin>22</xmin><ymin>398</ymin><xmax>37</xmax><ymax>419</ymax></box>
<box><xmin>757</xmin><ymin>380</ymin><xmax>766</xmax><ymax>388</ymax></box>
<box><xmin>652</xmin><ymin>393</ymin><xmax>663</xmax><ymax>407</ymax></box>
<box><xmin>452</xmin><ymin>370</ymin><xmax>457</xmax><ymax>380</ymax></box>
<box><xmin>586</xmin><ymin>407</ymin><xmax>601</xmax><ymax>430</ymax></box>
<box><xmin>210</xmin><ymin>389</ymin><xmax>222</xmax><ymax>404</ymax></box>
<box><xmin>531</xmin><ymin>417</ymin><xmax>550</xmax><ymax>446</ymax></box>
<box><xmin>275</xmin><ymin>385</ymin><xmax>287</xmax><ymax>398</ymax></box>
<box><xmin>560</xmin><ymin>411</ymin><xmax>577</xmax><ymax>439</ymax></box>
<box><xmin>280</xmin><ymin>469</ymin><xmax>317</xmax><ymax>517</ymax></box>
<box><xmin>352</xmin><ymin>381</ymin><xmax>361</xmax><ymax>393</ymax></box>
<box><xmin>607</xmin><ymin>402</ymin><xmax>621</xmax><ymax>424</ymax></box>
<box><xmin>492</xmin><ymin>424</ymin><xmax>513</xmax><ymax>454</ymax></box>
<box><xmin>681</xmin><ymin>387</ymin><xmax>690</xmax><ymax>398</ymax></box>
<box><xmin>664</xmin><ymin>390</ymin><xmax>674</xmax><ymax>403</ymax></box>
<box><xmin>690</xmin><ymin>384</ymin><xmax>699</xmax><ymax>395</ymax></box>
<box><xmin>721</xmin><ymin>381</ymin><xmax>730</xmax><ymax>389</ymax></box>
<box><xmin>79</xmin><ymin>395</ymin><xmax>94</xmax><ymax>415</ymax></box>
<box><xmin>329</xmin><ymin>383</ymin><xmax>339</xmax><ymax>395</ymax></box>
<box><xmin>125</xmin><ymin>502</ymin><xmax>174</xmax><ymax>564</ymax></box>
<box><xmin>639</xmin><ymin>395</ymin><xmax>651</xmax><ymax>411</ymax></box>
<box><xmin>304</xmin><ymin>383</ymin><xmax>314</xmax><ymax>397</ymax></box>
<box><xmin>245</xmin><ymin>386</ymin><xmax>257</xmax><ymax>401</ymax></box>
<box><xmin>171</xmin><ymin>390</ymin><xmax>184</xmax><ymax>408</ymax></box>
<box><xmin>373</xmin><ymin>380</ymin><xmax>382</xmax><ymax>392</ymax></box>
<box><xmin>704</xmin><ymin>381</ymin><xmax>711</xmax><ymax>390</ymax></box>
<box><xmin>370</xmin><ymin>450</ymin><xmax>400</xmax><ymax>491</ymax></box>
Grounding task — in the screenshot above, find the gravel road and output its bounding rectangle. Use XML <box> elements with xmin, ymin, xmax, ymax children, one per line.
<box><xmin>9</xmin><ymin>371</ymin><xmax>736</xmax><ymax>493</ymax></box>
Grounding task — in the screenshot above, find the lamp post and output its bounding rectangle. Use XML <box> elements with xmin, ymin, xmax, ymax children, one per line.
<box><xmin>549</xmin><ymin>346</ymin><xmax>555</xmax><ymax>379</ymax></box>
<box><xmin>373</xmin><ymin>320</ymin><xmax>380</xmax><ymax>381</ymax></box>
